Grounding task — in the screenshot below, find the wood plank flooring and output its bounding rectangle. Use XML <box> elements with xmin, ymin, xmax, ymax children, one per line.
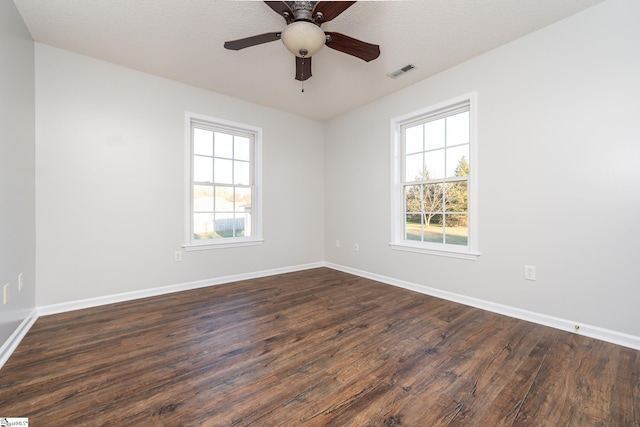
<box><xmin>1</xmin><ymin>268</ymin><xmax>639</xmax><ymax>425</ymax></box>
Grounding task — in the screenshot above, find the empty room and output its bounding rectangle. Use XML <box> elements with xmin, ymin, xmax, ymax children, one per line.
<box><xmin>1</xmin><ymin>0</ymin><xmax>639</xmax><ymax>425</ymax></box>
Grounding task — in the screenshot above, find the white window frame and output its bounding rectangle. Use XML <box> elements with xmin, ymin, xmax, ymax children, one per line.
<box><xmin>390</xmin><ymin>92</ymin><xmax>479</xmax><ymax>260</ymax></box>
<box><xmin>183</xmin><ymin>112</ymin><xmax>263</xmax><ymax>251</ymax></box>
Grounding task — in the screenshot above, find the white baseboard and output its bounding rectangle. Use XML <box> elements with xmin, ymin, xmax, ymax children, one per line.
<box><xmin>0</xmin><ymin>308</ymin><xmax>39</xmax><ymax>370</ymax></box>
<box><xmin>2</xmin><ymin>262</ymin><xmax>322</xmax><ymax>371</ymax></box>
<box><xmin>325</xmin><ymin>262</ymin><xmax>640</xmax><ymax>351</ymax></box>
<box><xmin>3</xmin><ymin>260</ymin><xmax>638</xmax><ymax>373</ymax></box>
<box><xmin>38</xmin><ymin>262</ymin><xmax>324</xmax><ymax>316</ymax></box>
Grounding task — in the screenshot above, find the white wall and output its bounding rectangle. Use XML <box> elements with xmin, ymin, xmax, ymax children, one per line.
<box><xmin>324</xmin><ymin>0</ymin><xmax>640</xmax><ymax>337</ymax></box>
<box><xmin>0</xmin><ymin>1</ymin><xmax>36</xmax><ymax>345</ymax></box>
<box><xmin>35</xmin><ymin>45</ymin><xmax>325</xmax><ymax>306</ymax></box>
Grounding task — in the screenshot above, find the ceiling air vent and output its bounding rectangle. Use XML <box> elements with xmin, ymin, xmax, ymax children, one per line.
<box><xmin>387</xmin><ymin>64</ymin><xmax>416</xmax><ymax>79</ymax></box>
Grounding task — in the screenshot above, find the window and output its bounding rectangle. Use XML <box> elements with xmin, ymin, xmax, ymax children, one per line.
<box><xmin>391</xmin><ymin>93</ymin><xmax>479</xmax><ymax>259</ymax></box>
<box><xmin>184</xmin><ymin>113</ymin><xmax>262</xmax><ymax>250</ymax></box>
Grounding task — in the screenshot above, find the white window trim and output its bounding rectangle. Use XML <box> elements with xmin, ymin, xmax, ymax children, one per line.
<box><xmin>389</xmin><ymin>92</ymin><xmax>480</xmax><ymax>260</ymax></box>
<box><xmin>183</xmin><ymin>112</ymin><xmax>263</xmax><ymax>251</ymax></box>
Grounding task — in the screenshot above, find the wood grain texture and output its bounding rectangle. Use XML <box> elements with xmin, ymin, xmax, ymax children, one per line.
<box><xmin>1</xmin><ymin>268</ymin><xmax>639</xmax><ymax>425</ymax></box>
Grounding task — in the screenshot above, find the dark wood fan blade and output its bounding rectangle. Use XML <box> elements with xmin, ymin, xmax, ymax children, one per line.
<box><xmin>264</xmin><ymin>1</ymin><xmax>293</xmax><ymax>20</ymax></box>
<box><xmin>325</xmin><ymin>32</ymin><xmax>380</xmax><ymax>62</ymax></box>
<box><xmin>224</xmin><ymin>32</ymin><xmax>281</xmax><ymax>51</ymax></box>
<box><xmin>313</xmin><ymin>1</ymin><xmax>357</xmax><ymax>22</ymax></box>
<box><xmin>295</xmin><ymin>56</ymin><xmax>312</xmax><ymax>81</ymax></box>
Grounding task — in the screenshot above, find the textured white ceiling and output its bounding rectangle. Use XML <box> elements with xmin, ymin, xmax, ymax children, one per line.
<box><xmin>13</xmin><ymin>0</ymin><xmax>603</xmax><ymax>121</ymax></box>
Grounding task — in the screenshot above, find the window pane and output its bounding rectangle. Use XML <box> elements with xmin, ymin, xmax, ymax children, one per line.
<box><xmin>214</xmin><ymin>158</ymin><xmax>233</xmax><ymax>184</ymax></box>
<box><xmin>214</xmin><ymin>132</ymin><xmax>233</xmax><ymax>158</ymax></box>
<box><xmin>405</xmin><ymin>125</ymin><xmax>423</xmax><ymax>154</ymax></box>
<box><xmin>444</xmin><ymin>214</ymin><xmax>468</xmax><ymax>246</ymax></box>
<box><xmin>404</xmin><ymin>185</ymin><xmax>422</xmax><ymax>213</ymax></box>
<box><xmin>446</xmin><ymin>145</ymin><xmax>469</xmax><ymax>178</ymax></box>
<box><xmin>194</xmin><ymin>213</ymin><xmax>214</xmax><ymax>240</ymax></box>
<box><xmin>445</xmin><ymin>181</ymin><xmax>468</xmax><ymax>213</ymax></box>
<box><xmin>214</xmin><ymin>186</ymin><xmax>234</xmax><ymax>212</ymax></box>
<box><xmin>422</xmin><ymin>183</ymin><xmax>444</xmax><ymax>213</ymax></box>
<box><xmin>235</xmin><ymin>187</ymin><xmax>252</xmax><ymax>211</ymax></box>
<box><xmin>193</xmin><ymin>155</ymin><xmax>213</xmax><ymax>183</ymax></box>
<box><xmin>425</xmin><ymin>118</ymin><xmax>445</xmax><ymax>150</ymax></box>
<box><xmin>235</xmin><ymin>136</ymin><xmax>251</xmax><ymax>161</ymax></box>
<box><xmin>193</xmin><ymin>128</ymin><xmax>213</xmax><ymax>156</ymax></box>
<box><xmin>234</xmin><ymin>215</ymin><xmax>246</xmax><ymax>237</ymax></box>
<box><xmin>424</xmin><ymin>150</ymin><xmax>445</xmax><ymax>180</ymax></box>
<box><xmin>405</xmin><ymin>153</ymin><xmax>423</xmax><ymax>182</ymax></box>
<box><xmin>241</xmin><ymin>212</ymin><xmax>252</xmax><ymax>236</ymax></box>
<box><xmin>446</xmin><ymin>111</ymin><xmax>469</xmax><ymax>146</ymax></box>
<box><xmin>193</xmin><ymin>185</ymin><xmax>213</xmax><ymax>212</ymax></box>
<box><xmin>213</xmin><ymin>213</ymin><xmax>235</xmax><ymax>238</ymax></box>
<box><xmin>424</xmin><ymin>213</ymin><xmax>444</xmax><ymax>243</ymax></box>
<box><xmin>405</xmin><ymin>214</ymin><xmax>422</xmax><ymax>241</ymax></box>
<box><xmin>234</xmin><ymin>160</ymin><xmax>250</xmax><ymax>185</ymax></box>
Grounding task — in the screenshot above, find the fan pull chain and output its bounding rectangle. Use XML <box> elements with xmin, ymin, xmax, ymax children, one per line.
<box><xmin>300</xmin><ymin>53</ymin><xmax>307</xmax><ymax>93</ymax></box>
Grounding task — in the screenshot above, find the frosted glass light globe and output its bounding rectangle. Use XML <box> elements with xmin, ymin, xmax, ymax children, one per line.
<box><xmin>281</xmin><ymin>21</ymin><xmax>326</xmax><ymax>58</ymax></box>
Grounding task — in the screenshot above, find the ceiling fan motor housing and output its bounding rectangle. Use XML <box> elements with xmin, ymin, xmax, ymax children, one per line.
<box><xmin>285</xmin><ymin>1</ymin><xmax>317</xmax><ymax>21</ymax></box>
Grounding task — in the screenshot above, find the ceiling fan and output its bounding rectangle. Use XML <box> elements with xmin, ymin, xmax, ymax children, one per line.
<box><xmin>223</xmin><ymin>1</ymin><xmax>380</xmax><ymax>82</ymax></box>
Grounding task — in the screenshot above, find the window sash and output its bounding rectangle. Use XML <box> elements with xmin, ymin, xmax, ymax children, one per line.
<box><xmin>390</xmin><ymin>93</ymin><xmax>478</xmax><ymax>259</ymax></box>
<box><xmin>400</xmin><ymin>101</ymin><xmax>470</xmax><ymax>131</ymax></box>
<box><xmin>184</xmin><ymin>112</ymin><xmax>263</xmax><ymax>250</ymax></box>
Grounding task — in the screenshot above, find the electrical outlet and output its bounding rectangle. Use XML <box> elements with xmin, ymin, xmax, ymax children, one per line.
<box><xmin>524</xmin><ymin>265</ymin><xmax>536</xmax><ymax>281</ymax></box>
<box><xmin>335</xmin><ymin>240</ymin><xmax>341</xmax><ymax>248</ymax></box>
<box><xmin>354</xmin><ymin>242</ymin><xmax>359</xmax><ymax>252</ymax></box>
<box><xmin>3</xmin><ymin>283</ymin><xmax>9</xmax><ymax>304</ymax></box>
<box><xmin>174</xmin><ymin>251</ymin><xmax>183</xmax><ymax>262</ymax></box>
<box><xmin>18</xmin><ymin>273</ymin><xmax>23</xmax><ymax>291</ymax></box>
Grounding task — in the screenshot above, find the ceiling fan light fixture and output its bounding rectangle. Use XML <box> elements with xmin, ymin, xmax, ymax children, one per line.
<box><xmin>281</xmin><ymin>21</ymin><xmax>326</xmax><ymax>58</ymax></box>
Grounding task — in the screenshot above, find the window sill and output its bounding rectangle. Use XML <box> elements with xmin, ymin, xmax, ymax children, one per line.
<box><xmin>389</xmin><ymin>242</ymin><xmax>480</xmax><ymax>260</ymax></box>
<box><xmin>183</xmin><ymin>238</ymin><xmax>264</xmax><ymax>251</ymax></box>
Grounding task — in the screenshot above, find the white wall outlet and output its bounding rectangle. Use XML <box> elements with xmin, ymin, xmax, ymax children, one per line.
<box><xmin>3</xmin><ymin>283</ymin><xmax>9</xmax><ymax>304</ymax></box>
<box><xmin>18</xmin><ymin>273</ymin><xmax>23</xmax><ymax>291</ymax></box>
<box><xmin>354</xmin><ymin>242</ymin><xmax>359</xmax><ymax>252</ymax></box>
<box><xmin>524</xmin><ymin>265</ymin><xmax>536</xmax><ymax>281</ymax></box>
<box><xmin>174</xmin><ymin>251</ymin><xmax>183</xmax><ymax>262</ymax></box>
<box><xmin>335</xmin><ymin>240</ymin><xmax>341</xmax><ymax>248</ymax></box>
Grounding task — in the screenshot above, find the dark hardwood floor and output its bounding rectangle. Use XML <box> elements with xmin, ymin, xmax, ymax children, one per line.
<box><xmin>1</xmin><ymin>268</ymin><xmax>639</xmax><ymax>426</ymax></box>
